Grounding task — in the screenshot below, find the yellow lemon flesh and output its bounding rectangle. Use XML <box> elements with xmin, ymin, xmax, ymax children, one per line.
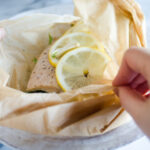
<box><xmin>56</xmin><ymin>47</ymin><xmax>109</xmax><ymax>91</ymax></box>
<box><xmin>49</xmin><ymin>32</ymin><xmax>105</xmax><ymax>67</ymax></box>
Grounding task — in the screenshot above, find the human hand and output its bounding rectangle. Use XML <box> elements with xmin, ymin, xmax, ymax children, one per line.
<box><xmin>0</xmin><ymin>28</ymin><xmax>5</xmax><ymax>40</ymax></box>
<box><xmin>113</xmin><ymin>47</ymin><xmax>150</xmax><ymax>138</ymax></box>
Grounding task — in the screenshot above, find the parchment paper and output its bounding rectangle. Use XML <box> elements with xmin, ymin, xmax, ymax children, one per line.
<box><xmin>0</xmin><ymin>0</ymin><xmax>146</xmax><ymax>137</ymax></box>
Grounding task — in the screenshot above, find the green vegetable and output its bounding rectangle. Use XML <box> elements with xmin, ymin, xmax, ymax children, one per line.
<box><xmin>49</xmin><ymin>34</ymin><xmax>53</xmax><ymax>44</ymax></box>
<box><xmin>52</xmin><ymin>51</ymin><xmax>58</xmax><ymax>58</ymax></box>
<box><xmin>33</xmin><ymin>57</ymin><xmax>37</xmax><ymax>63</ymax></box>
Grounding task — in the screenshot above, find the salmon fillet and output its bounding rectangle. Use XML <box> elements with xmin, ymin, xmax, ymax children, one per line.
<box><xmin>27</xmin><ymin>46</ymin><xmax>61</xmax><ymax>93</ymax></box>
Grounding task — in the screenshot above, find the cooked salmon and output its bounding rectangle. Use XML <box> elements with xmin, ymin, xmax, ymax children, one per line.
<box><xmin>27</xmin><ymin>46</ymin><xmax>61</xmax><ymax>93</ymax></box>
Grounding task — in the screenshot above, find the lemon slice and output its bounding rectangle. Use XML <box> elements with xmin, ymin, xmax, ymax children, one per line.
<box><xmin>49</xmin><ymin>32</ymin><xmax>104</xmax><ymax>67</ymax></box>
<box><xmin>56</xmin><ymin>47</ymin><xmax>109</xmax><ymax>91</ymax></box>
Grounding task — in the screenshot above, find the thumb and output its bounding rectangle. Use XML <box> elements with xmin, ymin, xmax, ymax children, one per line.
<box><xmin>118</xmin><ymin>86</ymin><xmax>145</xmax><ymax>120</ymax></box>
<box><xmin>118</xmin><ymin>86</ymin><xmax>150</xmax><ymax>137</ymax></box>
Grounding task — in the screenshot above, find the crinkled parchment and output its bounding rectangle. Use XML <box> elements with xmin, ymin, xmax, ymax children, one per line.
<box><xmin>0</xmin><ymin>0</ymin><xmax>146</xmax><ymax>138</ymax></box>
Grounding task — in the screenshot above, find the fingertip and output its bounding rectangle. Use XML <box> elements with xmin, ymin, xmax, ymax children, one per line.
<box><xmin>112</xmin><ymin>77</ymin><xmax>122</xmax><ymax>86</ymax></box>
<box><xmin>113</xmin><ymin>87</ymin><xmax>119</xmax><ymax>96</ymax></box>
<box><xmin>112</xmin><ymin>77</ymin><xmax>117</xmax><ymax>86</ymax></box>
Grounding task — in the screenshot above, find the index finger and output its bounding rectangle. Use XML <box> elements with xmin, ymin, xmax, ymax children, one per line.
<box><xmin>113</xmin><ymin>47</ymin><xmax>150</xmax><ymax>86</ymax></box>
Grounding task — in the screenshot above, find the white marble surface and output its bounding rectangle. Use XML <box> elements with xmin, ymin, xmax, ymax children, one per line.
<box><xmin>0</xmin><ymin>0</ymin><xmax>72</xmax><ymax>20</ymax></box>
<box><xmin>0</xmin><ymin>0</ymin><xmax>150</xmax><ymax>150</ymax></box>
